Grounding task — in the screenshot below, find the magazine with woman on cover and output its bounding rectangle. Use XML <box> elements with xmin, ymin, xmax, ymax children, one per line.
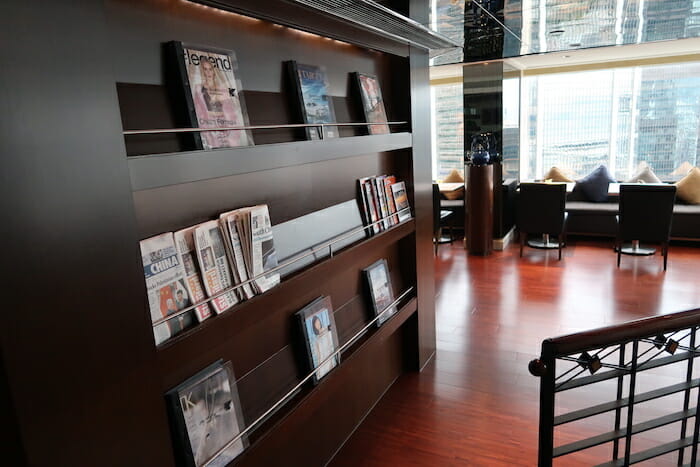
<box><xmin>296</xmin><ymin>296</ymin><xmax>340</xmax><ymax>384</ymax></box>
<box><xmin>170</xmin><ymin>41</ymin><xmax>253</xmax><ymax>150</ymax></box>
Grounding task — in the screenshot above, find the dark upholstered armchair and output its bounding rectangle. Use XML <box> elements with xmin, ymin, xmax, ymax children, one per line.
<box><xmin>616</xmin><ymin>184</ymin><xmax>677</xmax><ymax>271</ymax></box>
<box><xmin>517</xmin><ymin>183</ymin><xmax>567</xmax><ymax>260</ymax></box>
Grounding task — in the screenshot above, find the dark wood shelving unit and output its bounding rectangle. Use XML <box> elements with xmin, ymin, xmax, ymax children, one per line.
<box><xmin>128</xmin><ymin>132</ymin><xmax>413</xmax><ymax>190</ymax></box>
<box><xmin>1</xmin><ymin>1</ymin><xmax>437</xmax><ymax>466</ymax></box>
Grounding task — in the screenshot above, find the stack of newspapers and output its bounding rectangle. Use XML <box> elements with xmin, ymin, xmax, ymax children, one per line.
<box><xmin>357</xmin><ymin>175</ymin><xmax>411</xmax><ymax>236</ymax></box>
<box><xmin>139</xmin><ymin>205</ymin><xmax>280</xmax><ymax>345</ymax></box>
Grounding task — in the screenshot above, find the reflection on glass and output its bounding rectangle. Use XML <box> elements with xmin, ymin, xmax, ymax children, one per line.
<box><xmin>520</xmin><ymin>61</ymin><xmax>700</xmax><ymax>181</ymax></box>
<box><xmin>430</xmin><ymin>0</ymin><xmax>700</xmax><ymax>63</ymax></box>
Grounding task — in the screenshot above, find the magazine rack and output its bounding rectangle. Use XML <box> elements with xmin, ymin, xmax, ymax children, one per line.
<box><xmin>1</xmin><ymin>1</ymin><xmax>440</xmax><ymax>466</ymax></box>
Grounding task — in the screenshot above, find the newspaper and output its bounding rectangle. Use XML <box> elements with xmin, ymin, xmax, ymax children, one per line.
<box><xmin>241</xmin><ymin>205</ymin><xmax>280</xmax><ymax>294</ymax></box>
<box><xmin>174</xmin><ymin>227</ymin><xmax>213</xmax><ymax>322</ymax></box>
<box><xmin>139</xmin><ymin>233</ymin><xmax>196</xmax><ymax>345</ymax></box>
<box><xmin>219</xmin><ymin>210</ymin><xmax>255</xmax><ymax>300</ymax></box>
<box><xmin>194</xmin><ymin>221</ymin><xmax>239</xmax><ymax>314</ymax></box>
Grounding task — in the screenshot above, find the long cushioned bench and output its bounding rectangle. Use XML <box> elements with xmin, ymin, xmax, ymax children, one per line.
<box><xmin>564</xmin><ymin>184</ymin><xmax>700</xmax><ymax>240</ymax></box>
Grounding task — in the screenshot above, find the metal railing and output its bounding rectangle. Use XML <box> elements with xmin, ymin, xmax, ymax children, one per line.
<box><xmin>529</xmin><ymin>308</ymin><xmax>700</xmax><ymax>466</ymax></box>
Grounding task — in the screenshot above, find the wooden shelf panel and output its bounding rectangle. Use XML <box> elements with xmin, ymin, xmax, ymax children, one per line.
<box><xmin>128</xmin><ymin>132</ymin><xmax>412</xmax><ymax>191</ymax></box>
<box><xmin>156</xmin><ymin>219</ymin><xmax>416</xmax><ymax>389</ymax></box>
<box><xmin>233</xmin><ymin>296</ymin><xmax>418</xmax><ymax>466</ymax></box>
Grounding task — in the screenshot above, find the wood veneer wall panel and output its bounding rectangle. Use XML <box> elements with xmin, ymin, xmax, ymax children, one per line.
<box><xmin>0</xmin><ymin>2</ymin><xmax>173</xmax><ymax>465</ymax></box>
<box><xmin>156</xmin><ymin>221</ymin><xmax>415</xmax><ymax>390</ymax></box>
<box><xmin>132</xmin><ymin>150</ymin><xmax>404</xmax><ymax>238</ymax></box>
<box><xmin>409</xmin><ymin>0</ymin><xmax>437</xmax><ymax>370</ymax></box>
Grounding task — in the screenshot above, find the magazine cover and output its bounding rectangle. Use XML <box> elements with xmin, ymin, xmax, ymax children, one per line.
<box><xmin>391</xmin><ymin>181</ymin><xmax>412</xmax><ymax>223</ymax></box>
<box><xmin>356</xmin><ymin>177</ymin><xmax>375</xmax><ymax>237</ymax></box>
<box><xmin>169</xmin><ymin>41</ymin><xmax>253</xmax><ymax>150</ymax></box>
<box><xmin>363</xmin><ymin>259</ymin><xmax>397</xmax><ymax>326</ymax></box>
<box><xmin>353</xmin><ymin>72</ymin><xmax>390</xmax><ymax>135</ymax></box>
<box><xmin>249</xmin><ymin>205</ymin><xmax>280</xmax><ymax>293</ymax></box>
<box><xmin>296</xmin><ymin>296</ymin><xmax>340</xmax><ymax>384</ymax></box>
<box><xmin>383</xmin><ymin>175</ymin><xmax>399</xmax><ymax>226</ymax></box>
<box><xmin>287</xmin><ymin>61</ymin><xmax>338</xmax><ymax>140</ymax></box>
<box><xmin>194</xmin><ymin>221</ymin><xmax>239</xmax><ymax>314</ymax></box>
<box><xmin>140</xmin><ymin>233</ymin><xmax>196</xmax><ymax>345</ymax></box>
<box><xmin>174</xmin><ymin>227</ymin><xmax>213</xmax><ymax>323</ymax></box>
<box><xmin>362</xmin><ymin>179</ymin><xmax>382</xmax><ymax>234</ymax></box>
<box><xmin>165</xmin><ymin>360</ymin><xmax>247</xmax><ymax>467</ymax></box>
<box><xmin>374</xmin><ymin>175</ymin><xmax>390</xmax><ymax>230</ymax></box>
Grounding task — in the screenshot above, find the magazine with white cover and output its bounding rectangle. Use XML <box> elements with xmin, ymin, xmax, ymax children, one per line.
<box><xmin>140</xmin><ymin>233</ymin><xmax>196</xmax><ymax>345</ymax></box>
<box><xmin>362</xmin><ymin>179</ymin><xmax>382</xmax><ymax>234</ymax></box>
<box><xmin>194</xmin><ymin>221</ymin><xmax>239</xmax><ymax>314</ymax></box>
<box><xmin>248</xmin><ymin>205</ymin><xmax>280</xmax><ymax>293</ymax></box>
<box><xmin>391</xmin><ymin>181</ymin><xmax>412</xmax><ymax>222</ymax></box>
<box><xmin>383</xmin><ymin>175</ymin><xmax>399</xmax><ymax>226</ymax></box>
<box><xmin>220</xmin><ymin>210</ymin><xmax>255</xmax><ymax>300</ymax></box>
<box><xmin>174</xmin><ymin>227</ymin><xmax>213</xmax><ymax>323</ymax></box>
<box><xmin>374</xmin><ymin>175</ymin><xmax>390</xmax><ymax>230</ymax></box>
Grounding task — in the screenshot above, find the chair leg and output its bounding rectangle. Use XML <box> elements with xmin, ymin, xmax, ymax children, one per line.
<box><xmin>663</xmin><ymin>242</ymin><xmax>668</xmax><ymax>271</ymax></box>
<box><xmin>434</xmin><ymin>230</ymin><xmax>439</xmax><ymax>255</ymax></box>
<box><xmin>616</xmin><ymin>239</ymin><xmax>621</xmax><ymax>268</ymax></box>
<box><xmin>520</xmin><ymin>231</ymin><xmax>525</xmax><ymax>258</ymax></box>
<box><xmin>558</xmin><ymin>233</ymin><xmax>563</xmax><ymax>261</ymax></box>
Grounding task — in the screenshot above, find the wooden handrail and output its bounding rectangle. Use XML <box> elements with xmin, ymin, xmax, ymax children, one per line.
<box><xmin>540</xmin><ymin>307</ymin><xmax>700</xmax><ymax>357</ymax></box>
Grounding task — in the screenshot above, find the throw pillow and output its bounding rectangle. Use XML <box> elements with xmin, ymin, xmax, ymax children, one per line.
<box><xmin>676</xmin><ymin>167</ymin><xmax>700</xmax><ymax>204</ymax></box>
<box><xmin>544</xmin><ymin>166</ymin><xmax>573</xmax><ymax>183</ymax></box>
<box><xmin>575</xmin><ymin>165</ymin><xmax>616</xmax><ymax>202</ymax></box>
<box><xmin>443</xmin><ymin>168</ymin><xmax>464</xmax><ymax>183</ymax></box>
<box><xmin>626</xmin><ymin>165</ymin><xmax>661</xmax><ymax>184</ymax></box>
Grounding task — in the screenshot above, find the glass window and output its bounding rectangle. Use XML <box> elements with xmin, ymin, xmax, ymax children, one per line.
<box><xmin>520</xmin><ymin>61</ymin><xmax>700</xmax><ymax>181</ymax></box>
<box><xmin>431</xmin><ymin>82</ymin><xmax>465</xmax><ymax>180</ymax></box>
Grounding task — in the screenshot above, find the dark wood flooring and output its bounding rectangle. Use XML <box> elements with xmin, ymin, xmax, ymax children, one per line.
<box><xmin>330</xmin><ymin>238</ymin><xmax>700</xmax><ymax>466</ymax></box>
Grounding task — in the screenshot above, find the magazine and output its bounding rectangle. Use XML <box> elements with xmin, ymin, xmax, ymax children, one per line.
<box><xmin>194</xmin><ymin>221</ymin><xmax>239</xmax><ymax>314</ymax></box>
<box><xmin>362</xmin><ymin>178</ymin><xmax>382</xmax><ymax>234</ymax></box>
<box><xmin>165</xmin><ymin>361</ymin><xmax>247</xmax><ymax>467</ymax></box>
<box><xmin>139</xmin><ymin>233</ymin><xmax>196</xmax><ymax>345</ymax></box>
<box><xmin>170</xmin><ymin>41</ymin><xmax>253</xmax><ymax>150</ymax></box>
<box><xmin>296</xmin><ymin>297</ymin><xmax>340</xmax><ymax>384</ymax></box>
<box><xmin>287</xmin><ymin>61</ymin><xmax>338</xmax><ymax>140</ymax></box>
<box><xmin>219</xmin><ymin>210</ymin><xmax>255</xmax><ymax>300</ymax></box>
<box><xmin>391</xmin><ymin>181</ymin><xmax>412</xmax><ymax>222</ymax></box>
<box><xmin>363</xmin><ymin>259</ymin><xmax>397</xmax><ymax>326</ymax></box>
<box><xmin>374</xmin><ymin>175</ymin><xmax>390</xmax><ymax>230</ymax></box>
<box><xmin>383</xmin><ymin>175</ymin><xmax>399</xmax><ymax>226</ymax></box>
<box><xmin>174</xmin><ymin>227</ymin><xmax>213</xmax><ymax>323</ymax></box>
<box><xmin>353</xmin><ymin>72</ymin><xmax>390</xmax><ymax>135</ymax></box>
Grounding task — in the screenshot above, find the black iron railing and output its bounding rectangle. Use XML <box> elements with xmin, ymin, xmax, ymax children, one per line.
<box><xmin>529</xmin><ymin>308</ymin><xmax>700</xmax><ymax>466</ymax></box>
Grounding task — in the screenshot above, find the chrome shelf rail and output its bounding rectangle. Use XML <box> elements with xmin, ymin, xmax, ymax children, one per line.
<box><xmin>152</xmin><ymin>208</ymin><xmax>412</xmax><ymax>327</ymax></box>
<box><xmin>203</xmin><ymin>285</ymin><xmax>415</xmax><ymax>467</ymax></box>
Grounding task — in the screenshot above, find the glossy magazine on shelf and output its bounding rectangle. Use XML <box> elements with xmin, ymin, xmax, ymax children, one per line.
<box><xmin>362</xmin><ymin>258</ymin><xmax>397</xmax><ymax>326</ymax></box>
<box><xmin>165</xmin><ymin>360</ymin><xmax>247</xmax><ymax>467</ymax></box>
<box><xmin>287</xmin><ymin>60</ymin><xmax>338</xmax><ymax>140</ymax></box>
<box><xmin>169</xmin><ymin>41</ymin><xmax>254</xmax><ymax>150</ymax></box>
<box><xmin>296</xmin><ymin>296</ymin><xmax>340</xmax><ymax>384</ymax></box>
<box><xmin>353</xmin><ymin>72</ymin><xmax>390</xmax><ymax>135</ymax></box>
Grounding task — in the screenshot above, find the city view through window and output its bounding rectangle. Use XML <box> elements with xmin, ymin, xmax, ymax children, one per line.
<box><xmin>521</xmin><ymin>61</ymin><xmax>700</xmax><ymax>181</ymax></box>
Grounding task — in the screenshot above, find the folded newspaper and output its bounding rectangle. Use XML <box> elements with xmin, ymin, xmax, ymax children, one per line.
<box><xmin>174</xmin><ymin>227</ymin><xmax>213</xmax><ymax>322</ymax></box>
<box><xmin>194</xmin><ymin>221</ymin><xmax>239</xmax><ymax>314</ymax></box>
<box><xmin>240</xmin><ymin>205</ymin><xmax>280</xmax><ymax>294</ymax></box>
<box><xmin>139</xmin><ymin>232</ymin><xmax>196</xmax><ymax>345</ymax></box>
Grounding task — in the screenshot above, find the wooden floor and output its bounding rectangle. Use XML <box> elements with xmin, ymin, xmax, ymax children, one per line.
<box><xmin>331</xmin><ymin>238</ymin><xmax>700</xmax><ymax>466</ymax></box>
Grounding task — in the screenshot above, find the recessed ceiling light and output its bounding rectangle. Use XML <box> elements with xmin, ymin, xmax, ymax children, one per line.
<box><xmin>562</xmin><ymin>55</ymin><xmax>570</xmax><ymax>59</ymax></box>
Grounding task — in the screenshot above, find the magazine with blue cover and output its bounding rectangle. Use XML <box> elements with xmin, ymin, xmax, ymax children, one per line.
<box><xmin>287</xmin><ymin>61</ymin><xmax>338</xmax><ymax>140</ymax></box>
